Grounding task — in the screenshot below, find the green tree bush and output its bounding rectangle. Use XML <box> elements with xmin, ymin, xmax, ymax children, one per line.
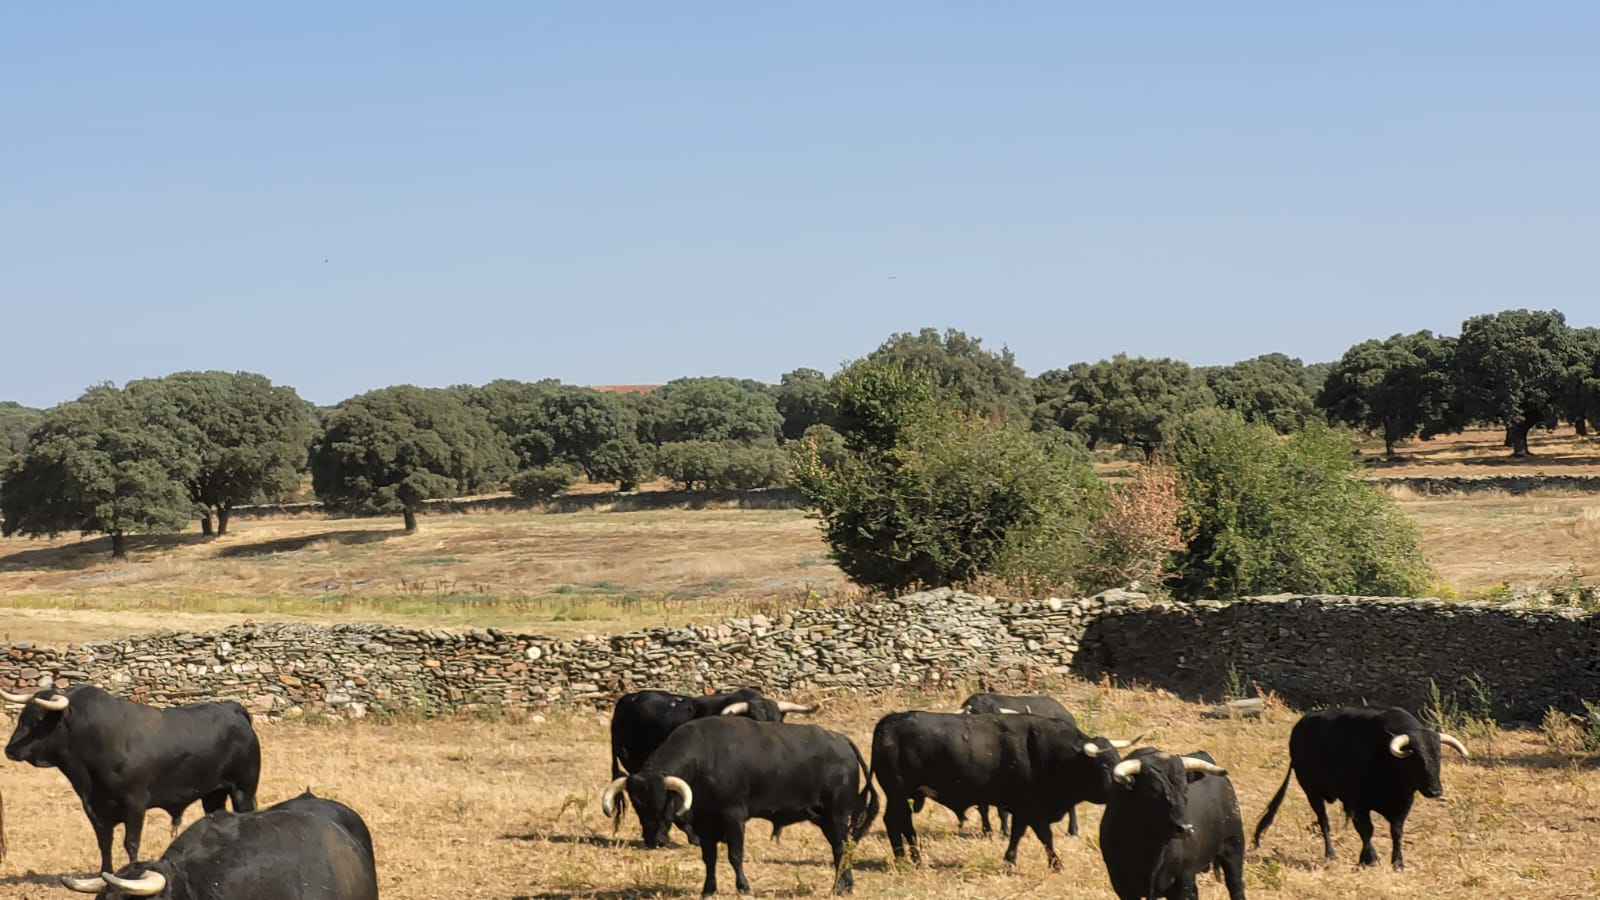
<box><xmin>651</xmin><ymin>377</ymin><xmax>782</xmax><ymax>445</ymax></box>
<box><xmin>1454</xmin><ymin>309</ymin><xmax>1575</xmax><ymax>456</ymax></box>
<box><xmin>587</xmin><ymin>438</ymin><xmax>651</xmax><ymax>491</ymax></box>
<box><xmin>1034</xmin><ymin>355</ymin><xmax>1214</xmax><ymax>459</ymax></box>
<box><xmin>792</xmin><ymin>364</ymin><xmax>1100</xmax><ymax>594</ymax></box>
<box><xmin>866</xmin><ymin>327</ymin><xmax>1032</xmax><ymax>421</ymax></box>
<box><xmin>1316</xmin><ymin>331</ymin><xmax>1460</xmax><ymax>456</ymax></box>
<box><xmin>1165</xmin><ymin>409</ymin><xmax>1432</xmax><ymax>600</ymax></box>
<box><xmin>776</xmin><ymin>368</ymin><xmax>836</xmax><ymax>440</ymax></box>
<box><xmin>1203</xmin><ymin>353</ymin><xmax>1320</xmax><ymax>434</ymax></box>
<box><xmin>150</xmin><ymin>370</ymin><xmax>315</xmax><ymax>536</ymax></box>
<box><xmin>654</xmin><ymin>441</ymin><xmax>787</xmax><ymax>490</ymax></box>
<box><xmin>311</xmin><ymin>386</ymin><xmax>514</xmax><ymax>532</ymax></box>
<box><xmin>509</xmin><ymin>464</ymin><xmax>576</xmax><ymax>501</ymax></box>
<box><xmin>0</xmin><ymin>401</ymin><xmax>43</xmax><ymax>457</ymax></box>
<box><xmin>1</xmin><ymin>383</ymin><xmax>195</xmax><ymax>558</ymax></box>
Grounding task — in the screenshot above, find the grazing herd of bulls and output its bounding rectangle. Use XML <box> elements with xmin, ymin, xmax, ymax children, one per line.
<box><xmin>604</xmin><ymin>688</ymin><xmax>1472</xmax><ymax>900</ymax></box>
<box><xmin>0</xmin><ymin>679</ymin><xmax>1472</xmax><ymax>900</ymax></box>
<box><xmin>1</xmin><ymin>684</ymin><xmax>378</xmax><ymax>900</ymax></box>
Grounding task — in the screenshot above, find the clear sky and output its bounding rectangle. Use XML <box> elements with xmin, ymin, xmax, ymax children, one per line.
<box><xmin>4</xmin><ymin>3</ymin><xmax>1597</xmax><ymax>409</ymax></box>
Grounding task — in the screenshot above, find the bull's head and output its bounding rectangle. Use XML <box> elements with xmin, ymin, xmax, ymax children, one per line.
<box><xmin>1112</xmin><ymin>751</ymin><xmax>1229</xmax><ymax>839</ymax></box>
<box><xmin>718</xmin><ymin>699</ymin><xmax>818</xmax><ymax>722</ymax></box>
<box><xmin>1073</xmin><ymin>735</ymin><xmax>1131</xmax><ymax>804</ymax></box>
<box><xmin>3</xmin><ymin>688</ymin><xmax>71</xmax><ymax>769</ymax></box>
<box><xmin>1388</xmin><ymin>728</ymin><xmax>1468</xmax><ymax>799</ymax></box>
<box><xmin>60</xmin><ymin>865</ymin><xmax>169</xmax><ymax>897</ymax></box>
<box><xmin>601</xmin><ymin>773</ymin><xmax>693</xmax><ymax>849</ymax></box>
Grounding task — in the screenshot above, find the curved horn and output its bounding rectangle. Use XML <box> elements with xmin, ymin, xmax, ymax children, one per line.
<box><xmin>997</xmin><ymin>707</ymin><xmax>1022</xmax><ymax>714</ymax></box>
<box><xmin>1082</xmin><ymin>741</ymin><xmax>1103</xmax><ymax>756</ymax></box>
<box><xmin>59</xmin><ymin>875</ymin><xmax>105</xmax><ymax>893</ymax></box>
<box><xmin>776</xmin><ymin>700</ymin><xmax>817</xmax><ymax>714</ymax></box>
<box><xmin>1439</xmin><ymin>733</ymin><xmax>1470</xmax><ymax>759</ymax></box>
<box><xmin>663</xmin><ymin>775</ymin><xmax>694</xmax><ymax>814</ymax></box>
<box><xmin>720</xmin><ymin>702</ymin><xmax>750</xmax><ymax>716</ymax></box>
<box><xmin>1389</xmin><ymin>734</ymin><xmax>1413</xmax><ymax>758</ymax></box>
<box><xmin>32</xmin><ymin>692</ymin><xmax>68</xmax><ymax>712</ymax></box>
<box><xmin>599</xmin><ymin>776</ymin><xmax>628</xmax><ymax>817</ymax></box>
<box><xmin>1181</xmin><ymin>757</ymin><xmax>1229</xmax><ymax>777</ymax></box>
<box><xmin>1107</xmin><ymin>733</ymin><xmax>1146</xmax><ymax>749</ymax></box>
<box><xmin>1112</xmin><ymin>759</ymin><xmax>1143</xmax><ymax>784</ymax></box>
<box><xmin>102</xmin><ymin>870</ymin><xmax>167</xmax><ymax>896</ymax></box>
<box><xmin>0</xmin><ymin>688</ymin><xmax>32</xmax><ymax>704</ymax></box>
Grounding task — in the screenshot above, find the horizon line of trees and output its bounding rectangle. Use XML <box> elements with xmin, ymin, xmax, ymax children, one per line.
<box><xmin>2</xmin><ymin>307</ymin><xmax>1597</xmax><ymax>559</ymax></box>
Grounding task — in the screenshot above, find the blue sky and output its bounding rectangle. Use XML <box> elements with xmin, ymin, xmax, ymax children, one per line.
<box><xmin>4</xmin><ymin>3</ymin><xmax>1597</xmax><ymax>408</ymax></box>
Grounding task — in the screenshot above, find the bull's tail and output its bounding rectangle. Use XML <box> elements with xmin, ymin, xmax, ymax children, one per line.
<box><xmin>609</xmin><ymin>752</ymin><xmax>628</xmax><ymax>833</ymax></box>
<box><xmin>848</xmin><ymin>740</ymin><xmax>880</xmax><ymax>843</ymax></box>
<box><xmin>1252</xmin><ymin>764</ymin><xmax>1294</xmax><ymax>848</ymax></box>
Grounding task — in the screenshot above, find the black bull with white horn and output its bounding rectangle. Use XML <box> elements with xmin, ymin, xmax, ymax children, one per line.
<box><xmin>606</xmin><ymin>687</ymin><xmax>819</xmax><ymax>845</ymax></box>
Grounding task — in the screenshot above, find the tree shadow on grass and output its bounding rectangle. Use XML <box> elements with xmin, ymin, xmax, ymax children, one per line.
<box><xmin>0</xmin><ymin>871</ymin><xmax>79</xmax><ymax>888</ymax></box>
<box><xmin>214</xmin><ymin>529</ymin><xmax>399</xmax><ymax>559</ymax></box>
<box><xmin>503</xmin><ymin>832</ymin><xmax>655</xmax><ymax>850</ymax></box>
<box><xmin>0</xmin><ymin>532</ymin><xmax>210</xmax><ymax>571</ymax></box>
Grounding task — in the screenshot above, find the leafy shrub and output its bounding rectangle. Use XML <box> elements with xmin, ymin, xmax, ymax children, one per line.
<box><xmin>1166</xmin><ymin>410</ymin><xmax>1432</xmax><ymax>600</ymax></box>
<box><xmin>792</xmin><ymin>407</ymin><xmax>1100</xmax><ymax>595</ymax></box>
<box><xmin>1079</xmin><ymin>462</ymin><xmax>1189</xmax><ymax>593</ymax></box>
<box><xmin>508</xmin><ymin>464</ymin><xmax>576</xmax><ymax>501</ymax></box>
<box><xmin>654</xmin><ymin>441</ymin><xmax>787</xmax><ymax>491</ymax></box>
<box><xmin>586</xmin><ymin>438</ymin><xmax>650</xmax><ymax>491</ymax></box>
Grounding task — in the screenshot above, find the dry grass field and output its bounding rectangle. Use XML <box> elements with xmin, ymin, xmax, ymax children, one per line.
<box><xmin>1359</xmin><ymin>427</ymin><xmax>1600</xmax><ymax>477</ymax></box>
<box><xmin>0</xmin><ymin>681</ymin><xmax>1594</xmax><ymax>900</ymax></box>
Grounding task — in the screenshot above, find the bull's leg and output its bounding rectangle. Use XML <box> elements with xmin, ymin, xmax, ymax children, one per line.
<box><xmin>999</xmin><ymin>807</ymin><xmax>1010</xmax><ymax>838</ymax></box>
<box><xmin>1387</xmin><ymin>814</ymin><xmax>1408</xmax><ymax>870</ymax></box>
<box><xmin>699</xmin><ymin>834</ymin><xmax>721</xmax><ymax>897</ymax></box>
<box><xmin>202</xmin><ymin>789</ymin><xmax>229</xmax><ymax>815</ymax></box>
<box><xmin>1174</xmin><ymin>873</ymin><xmax>1200</xmax><ymax>900</ymax></box>
<box><xmin>1351</xmin><ymin>809</ymin><xmax>1379</xmax><ymax>867</ymax></box>
<box><xmin>122</xmin><ymin>811</ymin><xmax>146</xmax><ymax>865</ymax></box>
<box><xmin>1065</xmin><ymin>805</ymin><xmax>1078</xmax><ymax>837</ymax></box>
<box><xmin>87</xmin><ymin>814</ymin><xmax>117</xmax><ymax>875</ymax></box>
<box><xmin>820</xmin><ymin>815</ymin><xmax>853</xmax><ymax>895</ymax></box>
<box><xmin>1030</xmin><ymin>818</ymin><xmax>1061</xmax><ymax>872</ymax></box>
<box><xmin>975</xmin><ymin>805</ymin><xmax>990</xmax><ymax>836</ymax></box>
<box><xmin>1306</xmin><ymin>795</ymin><xmax>1336</xmax><ymax>860</ymax></box>
<box><xmin>884</xmin><ymin>797</ymin><xmax>919</xmax><ymax>864</ymax></box>
<box><xmin>1002</xmin><ymin>817</ymin><xmax>1028</xmax><ymax>866</ymax></box>
<box><xmin>725</xmin><ymin>822</ymin><xmax>752</xmax><ymax>895</ymax></box>
<box><xmin>1220</xmin><ymin>844</ymin><xmax>1248</xmax><ymax>900</ymax></box>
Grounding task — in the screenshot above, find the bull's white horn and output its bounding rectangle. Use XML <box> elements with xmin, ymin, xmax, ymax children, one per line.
<box><xmin>1389</xmin><ymin>734</ymin><xmax>1413</xmax><ymax>758</ymax></box>
<box><xmin>58</xmin><ymin>875</ymin><xmax>104</xmax><ymax>893</ymax></box>
<box><xmin>720</xmin><ymin>702</ymin><xmax>750</xmax><ymax>716</ymax></box>
<box><xmin>776</xmin><ymin>700</ymin><xmax>817</xmax><ymax>714</ymax></box>
<box><xmin>599</xmin><ymin>776</ymin><xmax>628</xmax><ymax>817</ymax></box>
<box><xmin>663</xmin><ymin>775</ymin><xmax>694</xmax><ymax>814</ymax></box>
<box><xmin>1439</xmin><ymin>733</ymin><xmax>1470</xmax><ymax>759</ymax></box>
<box><xmin>32</xmin><ymin>692</ymin><xmax>69</xmax><ymax>711</ymax></box>
<box><xmin>997</xmin><ymin>707</ymin><xmax>1022</xmax><ymax>714</ymax></box>
<box><xmin>1082</xmin><ymin>742</ymin><xmax>1102</xmax><ymax>756</ymax></box>
<box><xmin>0</xmin><ymin>688</ymin><xmax>32</xmax><ymax>704</ymax></box>
<box><xmin>1181</xmin><ymin>757</ymin><xmax>1228</xmax><ymax>777</ymax></box>
<box><xmin>102</xmin><ymin>870</ymin><xmax>167</xmax><ymax>896</ymax></box>
<box><xmin>1112</xmin><ymin>759</ymin><xmax>1143</xmax><ymax>784</ymax></box>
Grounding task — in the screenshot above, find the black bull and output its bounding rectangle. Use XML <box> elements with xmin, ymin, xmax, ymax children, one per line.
<box><xmin>60</xmin><ymin>791</ymin><xmax>378</xmax><ymax>900</ymax></box>
<box><xmin>601</xmin><ymin>716</ymin><xmax>878</xmax><ymax>896</ymax></box>
<box><xmin>1252</xmin><ymin>705</ymin><xmax>1469</xmax><ymax>869</ymax></box>
<box><xmin>607</xmin><ymin>687</ymin><xmax>816</xmax><ymax>842</ymax></box>
<box><xmin>3</xmin><ymin>684</ymin><xmax>261</xmax><ymax>876</ymax></box>
<box><xmin>869</xmin><ymin>710</ymin><xmax>1126</xmax><ymax>871</ymax></box>
<box><xmin>956</xmin><ymin>692</ymin><xmax>1080</xmax><ymax>838</ymax></box>
<box><xmin>1098</xmin><ymin>748</ymin><xmax>1245</xmax><ymax>900</ymax></box>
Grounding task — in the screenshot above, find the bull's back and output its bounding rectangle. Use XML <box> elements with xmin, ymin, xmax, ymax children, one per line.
<box><xmin>179</xmin><ymin>813</ymin><xmax>376</xmax><ymax>900</ymax></box>
<box><xmin>872</xmin><ymin>712</ymin><xmax>1019</xmax><ymax>803</ymax></box>
<box><xmin>1289</xmin><ymin>711</ymin><xmax>1387</xmax><ymax>802</ymax></box>
<box><xmin>660</xmin><ymin>718</ymin><xmax>857</xmax><ymax>808</ymax></box>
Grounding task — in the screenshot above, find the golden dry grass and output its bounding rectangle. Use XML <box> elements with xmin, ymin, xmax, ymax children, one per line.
<box><xmin>1392</xmin><ymin>493</ymin><xmax>1600</xmax><ymax>594</ymax></box>
<box><xmin>0</xmin><ymin>681</ymin><xmax>1594</xmax><ymax>899</ymax></box>
<box><xmin>1361</xmin><ymin>427</ymin><xmax>1600</xmax><ymax>477</ymax></box>
<box><xmin>0</xmin><ymin>508</ymin><xmax>853</xmax><ymax>645</ymax></box>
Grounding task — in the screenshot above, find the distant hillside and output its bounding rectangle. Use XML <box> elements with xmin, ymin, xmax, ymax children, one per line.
<box><xmin>588</xmin><ymin>384</ymin><xmax>662</xmax><ymax>394</ymax></box>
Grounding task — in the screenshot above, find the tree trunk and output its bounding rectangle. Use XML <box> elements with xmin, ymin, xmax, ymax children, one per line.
<box><xmin>1383</xmin><ymin>425</ymin><xmax>1397</xmax><ymax>458</ymax></box>
<box><xmin>216</xmin><ymin>506</ymin><xmax>231</xmax><ymax>537</ymax></box>
<box><xmin>111</xmin><ymin>530</ymin><xmax>127</xmax><ymax>560</ymax></box>
<box><xmin>1508</xmin><ymin>420</ymin><xmax>1535</xmax><ymax>457</ymax></box>
<box><xmin>1577</xmin><ymin>418</ymin><xmax>1590</xmax><ymax>437</ymax></box>
<box><xmin>200</xmin><ymin>512</ymin><xmax>214</xmax><ymax>537</ymax></box>
<box><xmin>403</xmin><ymin>507</ymin><xmax>418</xmax><ymax>533</ymax></box>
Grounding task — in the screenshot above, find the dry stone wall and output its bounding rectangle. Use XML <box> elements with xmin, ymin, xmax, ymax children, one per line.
<box><xmin>2</xmin><ymin>590</ymin><xmax>1594</xmax><ymax>722</ymax></box>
